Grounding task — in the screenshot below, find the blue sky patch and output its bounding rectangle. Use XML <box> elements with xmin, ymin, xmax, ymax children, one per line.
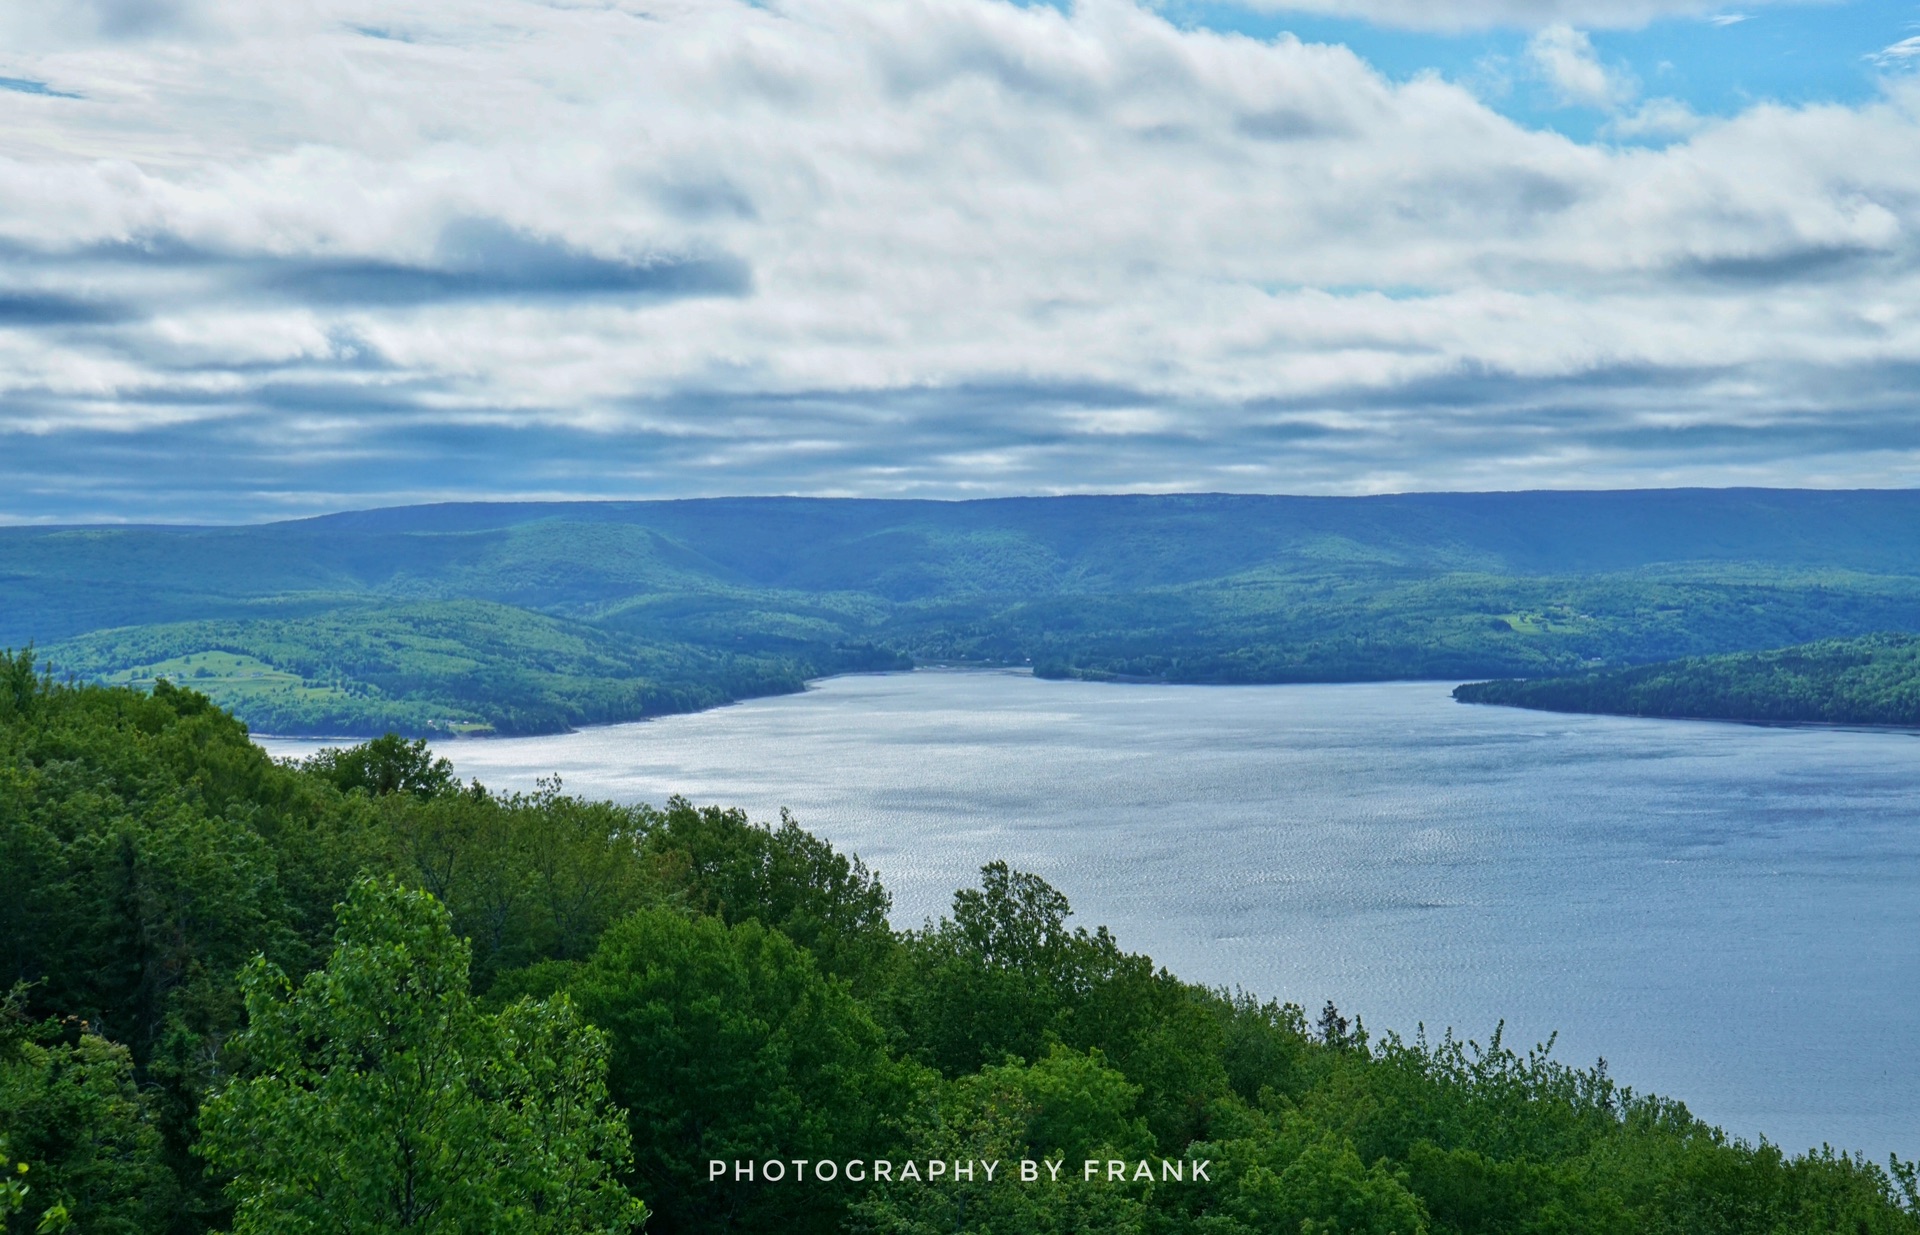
<box><xmin>1148</xmin><ymin>1</ymin><xmax>1920</xmax><ymax>141</ymax></box>
<box><xmin>0</xmin><ymin>77</ymin><xmax>82</xmax><ymax>100</ymax></box>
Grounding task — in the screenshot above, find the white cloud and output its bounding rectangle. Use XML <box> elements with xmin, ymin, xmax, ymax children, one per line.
<box><xmin>1605</xmin><ymin>96</ymin><xmax>1706</xmax><ymax>138</ymax></box>
<box><xmin>1527</xmin><ymin>23</ymin><xmax>1637</xmax><ymax>109</ymax></box>
<box><xmin>1218</xmin><ymin>0</ymin><xmax>1784</xmax><ymax>32</ymax></box>
<box><xmin>0</xmin><ymin>0</ymin><xmax>1918</xmax><ymax>509</ymax></box>
<box><xmin>1869</xmin><ymin>36</ymin><xmax>1920</xmax><ymax>69</ymax></box>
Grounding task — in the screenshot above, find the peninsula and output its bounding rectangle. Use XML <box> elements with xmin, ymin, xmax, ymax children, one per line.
<box><xmin>1454</xmin><ymin>632</ymin><xmax>1920</xmax><ymax>727</ymax></box>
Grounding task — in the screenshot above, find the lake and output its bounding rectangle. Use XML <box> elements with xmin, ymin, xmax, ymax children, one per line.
<box><xmin>260</xmin><ymin>670</ymin><xmax>1920</xmax><ymax>1160</ymax></box>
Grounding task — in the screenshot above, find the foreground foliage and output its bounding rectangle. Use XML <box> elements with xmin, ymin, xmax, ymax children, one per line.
<box><xmin>2</xmin><ymin>655</ymin><xmax>1916</xmax><ymax>1234</ymax></box>
<box><xmin>197</xmin><ymin>880</ymin><xmax>642</xmax><ymax>1234</ymax></box>
<box><xmin>1455</xmin><ymin>632</ymin><xmax>1920</xmax><ymax>726</ymax></box>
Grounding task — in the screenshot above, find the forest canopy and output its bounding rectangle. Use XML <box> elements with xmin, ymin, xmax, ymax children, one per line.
<box><xmin>1454</xmin><ymin>632</ymin><xmax>1920</xmax><ymax>726</ymax></box>
<box><xmin>9</xmin><ymin>490</ymin><xmax>1920</xmax><ymax>735</ymax></box>
<box><xmin>2</xmin><ymin>652</ymin><xmax>1917</xmax><ymax>1234</ymax></box>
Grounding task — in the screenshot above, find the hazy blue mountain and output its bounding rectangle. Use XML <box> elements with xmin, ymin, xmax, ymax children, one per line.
<box><xmin>6</xmin><ymin>489</ymin><xmax>1919</xmax><ymax>734</ymax></box>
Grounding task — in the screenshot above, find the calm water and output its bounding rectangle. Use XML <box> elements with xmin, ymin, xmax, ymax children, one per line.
<box><xmin>261</xmin><ymin>671</ymin><xmax>1920</xmax><ymax>1159</ymax></box>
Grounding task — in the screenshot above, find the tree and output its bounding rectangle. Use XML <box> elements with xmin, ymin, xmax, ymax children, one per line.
<box><xmin>566</xmin><ymin>906</ymin><xmax>903</xmax><ymax>1235</ymax></box>
<box><xmin>849</xmin><ymin>1045</ymin><xmax>1158</xmax><ymax>1235</ymax></box>
<box><xmin>302</xmin><ymin>733</ymin><xmax>457</xmax><ymax>799</ymax></box>
<box><xmin>1318</xmin><ymin>1002</ymin><xmax>1353</xmax><ymax>1051</ymax></box>
<box><xmin>0</xmin><ymin>649</ymin><xmax>41</xmax><ymax>724</ymax></box>
<box><xmin>375</xmin><ymin>777</ymin><xmax>665</xmax><ymax>987</ymax></box>
<box><xmin>638</xmin><ymin>798</ymin><xmax>895</xmax><ymax>987</ymax></box>
<box><xmin>1</xmin><ymin>1133</ymin><xmax>70</xmax><ymax>1235</ymax></box>
<box><xmin>196</xmin><ymin>879</ymin><xmax>643</xmax><ymax>1235</ymax></box>
<box><xmin>885</xmin><ymin>862</ymin><xmax>1081</xmax><ymax>1076</ymax></box>
<box><xmin>962</xmin><ymin>1046</ymin><xmax>1153</xmax><ymax>1165</ymax></box>
<box><xmin>0</xmin><ymin>1014</ymin><xmax>172</xmax><ymax>1235</ymax></box>
<box><xmin>847</xmin><ymin>1085</ymin><xmax>1148</xmax><ymax>1235</ymax></box>
<box><xmin>0</xmin><ymin>666</ymin><xmax>384</xmax><ymax>1229</ymax></box>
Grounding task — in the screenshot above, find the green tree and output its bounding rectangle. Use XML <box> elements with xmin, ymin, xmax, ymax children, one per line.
<box><xmin>566</xmin><ymin>906</ymin><xmax>903</xmax><ymax>1235</ymax></box>
<box><xmin>378</xmin><ymin>777</ymin><xmax>662</xmax><ymax>987</ymax></box>
<box><xmin>0</xmin><ymin>661</ymin><xmax>383</xmax><ymax>1229</ymax></box>
<box><xmin>0</xmin><ymin>1014</ymin><xmax>172</xmax><ymax>1235</ymax></box>
<box><xmin>1160</xmin><ymin>1098</ymin><xmax>1428</xmax><ymax>1235</ymax></box>
<box><xmin>302</xmin><ymin>733</ymin><xmax>458</xmax><ymax>799</ymax></box>
<box><xmin>886</xmin><ymin>859</ymin><xmax>1233</xmax><ymax>1147</ymax></box>
<box><xmin>847</xmin><ymin>1085</ymin><xmax>1148</xmax><ymax>1235</ymax></box>
<box><xmin>196</xmin><ymin>879</ymin><xmax>643</xmax><ymax>1235</ymax></box>
<box><xmin>1</xmin><ymin>1134</ymin><xmax>69</xmax><ymax>1234</ymax></box>
<box><xmin>849</xmin><ymin>1045</ymin><xmax>1163</xmax><ymax>1235</ymax></box>
<box><xmin>960</xmin><ymin>1046</ymin><xmax>1153</xmax><ymax>1165</ymax></box>
<box><xmin>885</xmin><ymin>862</ymin><xmax>1080</xmax><ymax>1075</ymax></box>
<box><xmin>639</xmin><ymin>798</ymin><xmax>895</xmax><ymax>987</ymax></box>
<box><xmin>1252</xmin><ymin>1135</ymin><xmax>1428</xmax><ymax>1235</ymax></box>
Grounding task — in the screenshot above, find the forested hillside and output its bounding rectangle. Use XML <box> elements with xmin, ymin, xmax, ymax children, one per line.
<box><xmin>3</xmin><ymin>656</ymin><xmax>1917</xmax><ymax>1234</ymax></box>
<box><xmin>1454</xmin><ymin>632</ymin><xmax>1920</xmax><ymax>726</ymax></box>
<box><xmin>7</xmin><ymin>489</ymin><xmax>1920</xmax><ymax>734</ymax></box>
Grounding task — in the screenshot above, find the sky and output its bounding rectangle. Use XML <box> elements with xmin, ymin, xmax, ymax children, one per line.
<box><xmin>1</xmin><ymin>0</ymin><xmax>1918</xmax><ymax>522</ymax></box>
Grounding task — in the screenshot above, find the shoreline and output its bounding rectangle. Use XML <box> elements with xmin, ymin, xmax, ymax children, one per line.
<box><xmin>248</xmin><ymin>668</ymin><xmax>1471</xmax><ymax>745</ymax></box>
<box><xmin>257</xmin><ymin>669</ymin><xmax>1920</xmax><ymax>746</ymax></box>
<box><xmin>1455</xmin><ymin>696</ymin><xmax>1920</xmax><ymax>735</ymax></box>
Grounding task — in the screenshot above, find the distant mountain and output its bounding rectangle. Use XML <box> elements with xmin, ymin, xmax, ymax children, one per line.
<box><xmin>6</xmin><ymin>489</ymin><xmax>1920</xmax><ymax>735</ymax></box>
<box><xmin>1453</xmin><ymin>632</ymin><xmax>1920</xmax><ymax>727</ymax></box>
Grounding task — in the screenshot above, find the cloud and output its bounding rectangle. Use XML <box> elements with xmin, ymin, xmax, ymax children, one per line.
<box><xmin>0</xmin><ymin>0</ymin><xmax>1918</xmax><ymax>519</ymax></box>
<box><xmin>1676</xmin><ymin>243</ymin><xmax>1879</xmax><ymax>284</ymax></box>
<box><xmin>1605</xmin><ymin>97</ymin><xmax>1706</xmax><ymax>138</ymax></box>
<box><xmin>1220</xmin><ymin>0</ymin><xmax>1786</xmax><ymax>32</ymax></box>
<box><xmin>0</xmin><ymin>291</ymin><xmax>127</xmax><ymax>324</ymax></box>
<box><xmin>0</xmin><ymin>222</ymin><xmax>749</xmax><ymax>322</ymax></box>
<box><xmin>1527</xmin><ymin>24</ymin><xmax>1637</xmax><ymax>109</ymax></box>
<box><xmin>250</xmin><ymin>221</ymin><xmax>752</xmax><ymax>307</ymax></box>
<box><xmin>1869</xmin><ymin>36</ymin><xmax>1920</xmax><ymax>70</ymax></box>
<box><xmin>0</xmin><ymin>0</ymin><xmax>199</xmax><ymax>40</ymax></box>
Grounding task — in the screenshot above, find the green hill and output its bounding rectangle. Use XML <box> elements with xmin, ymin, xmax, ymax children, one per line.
<box><xmin>39</xmin><ymin>600</ymin><xmax>904</xmax><ymax>736</ymax></box>
<box><xmin>7</xmin><ymin>489</ymin><xmax>1920</xmax><ymax>735</ymax></box>
<box><xmin>1453</xmin><ymin>632</ymin><xmax>1920</xmax><ymax>726</ymax></box>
